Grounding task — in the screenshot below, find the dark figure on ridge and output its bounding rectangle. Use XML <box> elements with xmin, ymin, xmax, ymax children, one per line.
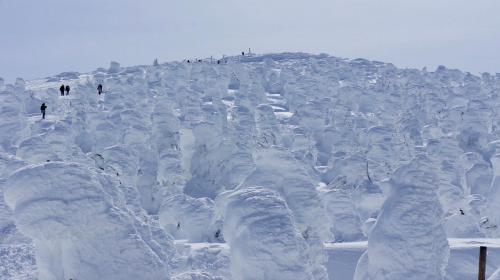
<box><xmin>40</xmin><ymin>103</ymin><xmax>47</xmax><ymax>119</ymax></box>
<box><xmin>65</xmin><ymin>85</ymin><xmax>70</xmax><ymax>95</ymax></box>
<box><xmin>97</xmin><ymin>84</ymin><xmax>103</xmax><ymax>95</ymax></box>
<box><xmin>59</xmin><ymin>84</ymin><xmax>65</xmax><ymax>96</ymax></box>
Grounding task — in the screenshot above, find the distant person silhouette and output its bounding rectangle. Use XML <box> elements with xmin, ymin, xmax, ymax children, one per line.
<box><xmin>59</xmin><ymin>84</ymin><xmax>65</xmax><ymax>96</ymax></box>
<box><xmin>97</xmin><ymin>84</ymin><xmax>103</xmax><ymax>95</ymax></box>
<box><xmin>242</xmin><ymin>51</ymin><xmax>245</xmax><ymax>56</ymax></box>
<box><xmin>40</xmin><ymin>103</ymin><xmax>47</xmax><ymax>119</ymax></box>
<box><xmin>65</xmin><ymin>85</ymin><xmax>70</xmax><ymax>95</ymax></box>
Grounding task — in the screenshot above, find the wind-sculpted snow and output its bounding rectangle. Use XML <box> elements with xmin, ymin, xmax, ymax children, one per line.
<box><xmin>0</xmin><ymin>91</ymin><xmax>28</xmax><ymax>154</ymax></box>
<box><xmin>255</xmin><ymin>104</ymin><xmax>281</xmax><ymax>147</ymax></box>
<box><xmin>0</xmin><ymin>153</ymin><xmax>28</xmax><ymax>248</ymax></box>
<box><xmin>319</xmin><ymin>176</ymin><xmax>364</xmax><ymax>242</ymax></box>
<box><xmin>152</xmin><ymin>100</ymin><xmax>184</xmax><ymax>199</ymax></box>
<box><xmin>216</xmin><ymin>187</ymin><xmax>319</xmax><ymax>280</ymax></box>
<box><xmin>240</xmin><ymin>148</ymin><xmax>330</xmax><ymax>279</ymax></box>
<box><xmin>242</xmin><ymin>148</ymin><xmax>328</xmax><ymax>234</ymax></box>
<box><xmin>185</xmin><ymin>106</ymin><xmax>256</xmax><ymax>199</ymax></box>
<box><xmin>485</xmin><ymin>154</ymin><xmax>500</xmax><ymax>237</ymax></box>
<box><xmin>354</xmin><ymin>156</ymin><xmax>449</xmax><ymax>280</ymax></box>
<box><xmin>159</xmin><ymin>194</ymin><xmax>216</xmax><ymax>242</ymax></box>
<box><xmin>4</xmin><ymin>162</ymin><xmax>172</xmax><ymax>280</ymax></box>
<box><xmin>3</xmin><ymin>52</ymin><xmax>500</xmax><ymax>278</ymax></box>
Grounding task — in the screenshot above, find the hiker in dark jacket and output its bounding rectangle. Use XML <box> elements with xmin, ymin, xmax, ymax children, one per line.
<box><xmin>59</xmin><ymin>84</ymin><xmax>65</xmax><ymax>96</ymax></box>
<box><xmin>65</xmin><ymin>85</ymin><xmax>70</xmax><ymax>95</ymax></box>
<box><xmin>97</xmin><ymin>84</ymin><xmax>103</xmax><ymax>95</ymax></box>
<box><xmin>40</xmin><ymin>103</ymin><xmax>47</xmax><ymax>119</ymax></box>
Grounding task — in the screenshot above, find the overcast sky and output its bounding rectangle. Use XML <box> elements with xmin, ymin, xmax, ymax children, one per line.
<box><xmin>1</xmin><ymin>0</ymin><xmax>500</xmax><ymax>82</ymax></box>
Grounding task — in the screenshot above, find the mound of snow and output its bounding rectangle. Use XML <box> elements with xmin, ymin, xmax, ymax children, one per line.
<box><xmin>355</xmin><ymin>155</ymin><xmax>449</xmax><ymax>280</ymax></box>
<box><xmin>108</xmin><ymin>61</ymin><xmax>121</xmax><ymax>73</ymax></box>
<box><xmin>216</xmin><ymin>187</ymin><xmax>320</xmax><ymax>280</ymax></box>
<box><xmin>4</xmin><ymin>162</ymin><xmax>172</xmax><ymax>280</ymax></box>
<box><xmin>159</xmin><ymin>194</ymin><xmax>216</xmax><ymax>242</ymax></box>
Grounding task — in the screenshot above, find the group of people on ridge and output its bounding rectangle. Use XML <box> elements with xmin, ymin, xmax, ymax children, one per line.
<box><xmin>189</xmin><ymin>50</ymin><xmax>249</xmax><ymax>65</ymax></box>
<box><xmin>41</xmin><ymin>84</ymin><xmax>104</xmax><ymax>119</ymax></box>
<box><xmin>59</xmin><ymin>84</ymin><xmax>70</xmax><ymax>96</ymax></box>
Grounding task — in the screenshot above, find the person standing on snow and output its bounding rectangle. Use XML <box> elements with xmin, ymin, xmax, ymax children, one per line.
<box><xmin>97</xmin><ymin>84</ymin><xmax>103</xmax><ymax>95</ymax></box>
<box><xmin>65</xmin><ymin>85</ymin><xmax>70</xmax><ymax>95</ymax></box>
<box><xmin>59</xmin><ymin>84</ymin><xmax>65</xmax><ymax>96</ymax></box>
<box><xmin>40</xmin><ymin>103</ymin><xmax>47</xmax><ymax>119</ymax></box>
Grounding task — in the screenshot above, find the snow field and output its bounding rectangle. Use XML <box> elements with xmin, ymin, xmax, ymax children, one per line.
<box><xmin>1</xmin><ymin>53</ymin><xmax>500</xmax><ymax>279</ymax></box>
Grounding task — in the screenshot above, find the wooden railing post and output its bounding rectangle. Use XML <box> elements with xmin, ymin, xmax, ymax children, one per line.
<box><xmin>478</xmin><ymin>246</ymin><xmax>487</xmax><ymax>280</ymax></box>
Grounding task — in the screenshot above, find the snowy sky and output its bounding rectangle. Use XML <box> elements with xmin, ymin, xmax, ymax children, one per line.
<box><xmin>1</xmin><ymin>0</ymin><xmax>500</xmax><ymax>82</ymax></box>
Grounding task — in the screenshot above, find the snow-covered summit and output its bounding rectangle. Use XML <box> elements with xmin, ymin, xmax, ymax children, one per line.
<box><xmin>1</xmin><ymin>52</ymin><xmax>500</xmax><ymax>279</ymax></box>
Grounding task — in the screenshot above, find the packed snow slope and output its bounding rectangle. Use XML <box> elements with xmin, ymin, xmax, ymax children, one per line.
<box><xmin>1</xmin><ymin>52</ymin><xmax>500</xmax><ymax>279</ymax></box>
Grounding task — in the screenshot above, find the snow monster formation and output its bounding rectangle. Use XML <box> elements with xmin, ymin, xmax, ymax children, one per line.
<box><xmin>4</xmin><ymin>162</ymin><xmax>172</xmax><ymax>280</ymax></box>
<box><xmin>240</xmin><ymin>148</ymin><xmax>330</xmax><ymax>278</ymax></box>
<box><xmin>216</xmin><ymin>187</ymin><xmax>318</xmax><ymax>280</ymax></box>
<box><xmin>4</xmin><ymin>53</ymin><xmax>500</xmax><ymax>278</ymax></box>
<box><xmin>354</xmin><ymin>155</ymin><xmax>450</xmax><ymax>280</ymax></box>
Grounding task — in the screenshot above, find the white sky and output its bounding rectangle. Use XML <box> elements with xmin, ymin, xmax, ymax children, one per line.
<box><xmin>1</xmin><ymin>0</ymin><xmax>500</xmax><ymax>82</ymax></box>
